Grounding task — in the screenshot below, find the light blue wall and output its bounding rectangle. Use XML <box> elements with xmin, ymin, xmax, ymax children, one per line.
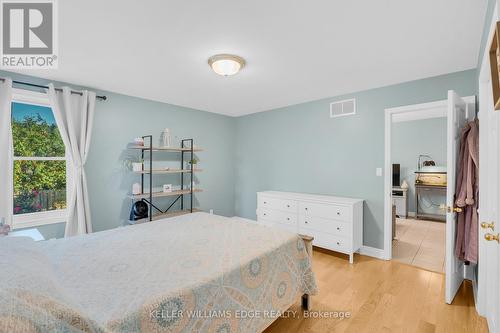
<box><xmin>2</xmin><ymin>70</ymin><xmax>236</xmax><ymax>239</ymax></box>
<box><xmin>15</xmin><ymin>222</ymin><xmax>66</xmax><ymax>240</ymax></box>
<box><xmin>477</xmin><ymin>0</ymin><xmax>497</xmax><ymax>72</ymax></box>
<box><xmin>234</xmin><ymin>69</ymin><xmax>477</xmax><ymax>249</ymax></box>
<box><xmin>87</xmin><ymin>91</ymin><xmax>236</xmax><ymax>233</ymax></box>
<box><xmin>2</xmin><ymin>68</ymin><xmax>478</xmax><ymax>246</ymax></box>
<box><xmin>392</xmin><ymin>117</ymin><xmax>447</xmax><ymax>214</ymax></box>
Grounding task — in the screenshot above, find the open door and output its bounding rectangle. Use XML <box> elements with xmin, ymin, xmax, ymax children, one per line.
<box><xmin>445</xmin><ymin>90</ymin><xmax>468</xmax><ymax>304</ymax></box>
<box><xmin>480</xmin><ymin>78</ymin><xmax>500</xmax><ymax>331</ymax></box>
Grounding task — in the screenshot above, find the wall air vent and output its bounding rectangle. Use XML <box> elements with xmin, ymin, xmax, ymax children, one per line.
<box><xmin>330</xmin><ymin>98</ymin><xmax>356</xmax><ymax>118</ymax></box>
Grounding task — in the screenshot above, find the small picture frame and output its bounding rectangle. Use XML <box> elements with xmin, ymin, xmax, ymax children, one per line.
<box><xmin>490</xmin><ymin>21</ymin><xmax>500</xmax><ymax>111</ymax></box>
<box><xmin>163</xmin><ymin>184</ymin><xmax>173</xmax><ymax>193</ymax></box>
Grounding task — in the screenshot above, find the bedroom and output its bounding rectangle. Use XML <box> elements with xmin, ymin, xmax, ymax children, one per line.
<box><xmin>0</xmin><ymin>0</ymin><xmax>499</xmax><ymax>332</ymax></box>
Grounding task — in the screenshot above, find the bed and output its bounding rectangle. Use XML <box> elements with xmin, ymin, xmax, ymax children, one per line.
<box><xmin>0</xmin><ymin>212</ymin><xmax>317</xmax><ymax>333</ymax></box>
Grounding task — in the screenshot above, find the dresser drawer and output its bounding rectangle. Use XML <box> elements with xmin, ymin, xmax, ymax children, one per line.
<box><xmin>257</xmin><ymin>191</ymin><xmax>363</xmax><ymax>263</ymax></box>
<box><xmin>258</xmin><ymin>196</ymin><xmax>297</xmax><ymax>213</ymax></box>
<box><xmin>301</xmin><ymin>228</ymin><xmax>351</xmax><ymax>253</ymax></box>
<box><xmin>299</xmin><ymin>215</ymin><xmax>350</xmax><ymax>237</ymax></box>
<box><xmin>257</xmin><ymin>209</ymin><xmax>297</xmax><ymax>226</ymax></box>
<box><xmin>299</xmin><ymin>201</ymin><xmax>351</xmax><ymax>222</ymax></box>
<box><xmin>259</xmin><ymin>219</ymin><xmax>298</xmax><ymax>234</ymax></box>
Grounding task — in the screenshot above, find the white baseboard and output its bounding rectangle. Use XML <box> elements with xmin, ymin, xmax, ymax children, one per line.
<box><xmin>358</xmin><ymin>245</ymin><xmax>386</xmax><ymax>260</ymax></box>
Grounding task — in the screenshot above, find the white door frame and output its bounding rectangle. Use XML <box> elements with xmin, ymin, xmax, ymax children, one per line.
<box><xmin>383</xmin><ymin>97</ymin><xmax>475</xmax><ymax>261</ymax></box>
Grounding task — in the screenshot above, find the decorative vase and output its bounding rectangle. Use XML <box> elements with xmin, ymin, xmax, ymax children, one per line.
<box><xmin>161</xmin><ymin>128</ymin><xmax>171</xmax><ymax>148</ymax></box>
<box><xmin>133</xmin><ymin>137</ymin><xmax>144</xmax><ymax>146</ymax></box>
<box><xmin>401</xmin><ymin>179</ymin><xmax>409</xmax><ymax>189</ymax></box>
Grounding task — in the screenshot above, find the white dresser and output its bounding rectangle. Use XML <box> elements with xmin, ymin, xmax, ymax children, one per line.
<box><xmin>256</xmin><ymin>191</ymin><xmax>363</xmax><ymax>263</ymax></box>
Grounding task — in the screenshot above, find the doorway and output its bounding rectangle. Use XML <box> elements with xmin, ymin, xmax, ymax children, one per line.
<box><xmin>384</xmin><ymin>95</ymin><xmax>476</xmax><ymax>303</ymax></box>
<box><xmin>388</xmin><ymin>102</ymin><xmax>448</xmax><ymax>272</ymax></box>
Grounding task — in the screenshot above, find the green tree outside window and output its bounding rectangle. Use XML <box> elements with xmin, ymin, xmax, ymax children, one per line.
<box><xmin>11</xmin><ymin>102</ymin><xmax>67</xmax><ymax>214</ymax></box>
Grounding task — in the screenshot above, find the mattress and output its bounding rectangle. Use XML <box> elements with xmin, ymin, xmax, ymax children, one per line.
<box><xmin>0</xmin><ymin>212</ymin><xmax>317</xmax><ymax>333</ymax></box>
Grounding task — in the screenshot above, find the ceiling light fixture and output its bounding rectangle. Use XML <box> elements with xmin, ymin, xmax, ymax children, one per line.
<box><xmin>208</xmin><ymin>54</ymin><xmax>245</xmax><ymax>76</ymax></box>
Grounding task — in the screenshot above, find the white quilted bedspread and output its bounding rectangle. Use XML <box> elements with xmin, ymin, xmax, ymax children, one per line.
<box><xmin>0</xmin><ymin>212</ymin><xmax>317</xmax><ymax>333</ymax></box>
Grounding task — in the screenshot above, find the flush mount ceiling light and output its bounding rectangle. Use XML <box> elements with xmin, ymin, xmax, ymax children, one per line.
<box><xmin>208</xmin><ymin>54</ymin><xmax>245</xmax><ymax>76</ymax></box>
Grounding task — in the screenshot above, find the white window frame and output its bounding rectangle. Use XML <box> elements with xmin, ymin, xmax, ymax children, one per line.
<box><xmin>11</xmin><ymin>88</ymin><xmax>71</xmax><ymax>229</ymax></box>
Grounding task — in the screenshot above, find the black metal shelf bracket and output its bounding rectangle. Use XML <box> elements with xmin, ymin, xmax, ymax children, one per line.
<box><xmin>181</xmin><ymin>138</ymin><xmax>194</xmax><ymax>213</ymax></box>
<box><xmin>141</xmin><ymin>135</ymin><xmax>153</xmax><ymax>221</ymax></box>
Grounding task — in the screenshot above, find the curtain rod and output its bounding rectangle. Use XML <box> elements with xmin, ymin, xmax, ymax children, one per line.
<box><xmin>0</xmin><ymin>77</ymin><xmax>107</xmax><ymax>101</ymax></box>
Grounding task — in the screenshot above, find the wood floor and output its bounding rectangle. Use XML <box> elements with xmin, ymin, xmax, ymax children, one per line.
<box><xmin>264</xmin><ymin>248</ymin><xmax>488</xmax><ymax>333</ymax></box>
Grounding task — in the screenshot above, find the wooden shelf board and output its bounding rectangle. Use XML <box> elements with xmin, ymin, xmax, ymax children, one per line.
<box><xmin>129</xmin><ymin>189</ymin><xmax>203</xmax><ymax>199</ymax></box>
<box><xmin>129</xmin><ymin>146</ymin><xmax>203</xmax><ymax>152</ymax></box>
<box><xmin>133</xmin><ymin>169</ymin><xmax>203</xmax><ymax>174</ymax></box>
<box><xmin>128</xmin><ymin>208</ymin><xmax>202</xmax><ymax>225</ymax></box>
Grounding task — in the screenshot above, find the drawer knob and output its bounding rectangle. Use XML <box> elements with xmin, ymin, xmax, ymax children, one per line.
<box><xmin>305</xmin><ymin>207</ymin><xmax>308</xmax><ymax>211</ymax></box>
<box><xmin>336</xmin><ymin>241</ymin><xmax>340</xmax><ymax>245</ymax></box>
<box><xmin>305</xmin><ymin>221</ymin><xmax>309</xmax><ymax>224</ymax></box>
<box><xmin>287</xmin><ymin>205</ymin><xmax>290</xmax><ymax>208</ymax></box>
<box><xmin>287</xmin><ymin>217</ymin><xmax>290</xmax><ymax>220</ymax></box>
<box><xmin>264</xmin><ymin>202</ymin><xmax>267</xmax><ymax>204</ymax></box>
<box><xmin>336</xmin><ymin>227</ymin><xmax>340</xmax><ymax>231</ymax></box>
<box><xmin>336</xmin><ymin>212</ymin><xmax>340</xmax><ymax>215</ymax></box>
<box><xmin>263</xmin><ymin>213</ymin><xmax>266</xmax><ymax>216</ymax></box>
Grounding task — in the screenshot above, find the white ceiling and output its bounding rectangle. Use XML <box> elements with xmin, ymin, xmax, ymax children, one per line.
<box><xmin>15</xmin><ymin>0</ymin><xmax>487</xmax><ymax>116</ymax></box>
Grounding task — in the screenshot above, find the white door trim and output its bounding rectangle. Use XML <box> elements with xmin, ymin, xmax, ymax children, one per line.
<box><xmin>383</xmin><ymin>97</ymin><xmax>475</xmax><ymax>261</ymax></box>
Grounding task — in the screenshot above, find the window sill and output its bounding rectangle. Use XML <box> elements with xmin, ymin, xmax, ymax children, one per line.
<box><xmin>12</xmin><ymin>210</ymin><xmax>67</xmax><ymax>230</ymax></box>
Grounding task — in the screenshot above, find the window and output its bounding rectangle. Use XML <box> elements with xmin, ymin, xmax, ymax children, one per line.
<box><xmin>11</xmin><ymin>89</ymin><xmax>70</xmax><ymax>229</ymax></box>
